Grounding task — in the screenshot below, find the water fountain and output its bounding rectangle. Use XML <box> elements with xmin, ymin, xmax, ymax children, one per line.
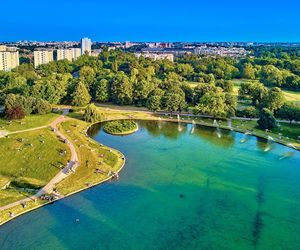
<box><xmin>178</xmin><ymin>123</ymin><xmax>182</xmax><ymax>132</ymax></box>
<box><xmin>158</xmin><ymin>117</ymin><xmax>162</xmax><ymax>129</ymax></box>
<box><xmin>190</xmin><ymin>120</ymin><xmax>196</xmax><ymax>134</ymax></box>
<box><xmin>228</xmin><ymin>119</ymin><xmax>233</xmax><ymax>130</ymax></box>
<box><xmin>177</xmin><ymin>114</ymin><xmax>180</xmax><ymax>121</ymax></box>
<box><xmin>213</xmin><ymin>119</ymin><xmax>222</xmax><ymax>138</ymax></box>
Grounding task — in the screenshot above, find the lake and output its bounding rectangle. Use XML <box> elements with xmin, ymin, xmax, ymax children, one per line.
<box><xmin>1</xmin><ymin>120</ymin><xmax>300</xmax><ymax>250</ymax></box>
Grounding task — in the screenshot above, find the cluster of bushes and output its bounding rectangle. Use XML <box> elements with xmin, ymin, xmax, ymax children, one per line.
<box><xmin>4</xmin><ymin>93</ymin><xmax>51</xmax><ymax>120</ymax></box>
<box><xmin>103</xmin><ymin>120</ymin><xmax>138</xmax><ymax>134</ymax></box>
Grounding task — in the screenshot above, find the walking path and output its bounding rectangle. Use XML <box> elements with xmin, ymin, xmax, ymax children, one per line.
<box><xmin>0</xmin><ymin>115</ymin><xmax>79</xmax><ymax>212</ymax></box>
<box><xmin>96</xmin><ymin>103</ymin><xmax>300</xmax><ymax>124</ymax></box>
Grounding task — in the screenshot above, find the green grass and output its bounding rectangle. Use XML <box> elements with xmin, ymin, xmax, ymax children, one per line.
<box><xmin>56</xmin><ymin>119</ymin><xmax>124</xmax><ymax>195</ymax></box>
<box><xmin>0</xmin><ymin>113</ymin><xmax>58</xmax><ymax>132</ymax></box>
<box><xmin>232</xmin><ymin>79</ymin><xmax>300</xmax><ymax>104</ymax></box>
<box><xmin>0</xmin><ymin>128</ymin><xmax>70</xmax><ymax>206</ymax></box>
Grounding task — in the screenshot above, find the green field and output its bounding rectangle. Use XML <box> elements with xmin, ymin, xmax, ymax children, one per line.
<box><xmin>56</xmin><ymin>118</ymin><xmax>124</xmax><ymax>195</ymax></box>
<box><xmin>0</xmin><ymin>113</ymin><xmax>59</xmax><ymax>132</ymax></box>
<box><xmin>0</xmin><ymin>128</ymin><xmax>70</xmax><ymax>206</ymax></box>
<box><xmin>232</xmin><ymin>79</ymin><xmax>300</xmax><ymax>103</ymax></box>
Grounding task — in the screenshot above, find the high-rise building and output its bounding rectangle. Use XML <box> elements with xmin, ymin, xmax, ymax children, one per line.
<box><xmin>0</xmin><ymin>45</ymin><xmax>19</xmax><ymax>71</ymax></box>
<box><xmin>34</xmin><ymin>50</ymin><xmax>53</xmax><ymax>68</ymax></box>
<box><xmin>81</xmin><ymin>37</ymin><xmax>92</xmax><ymax>55</ymax></box>
<box><xmin>57</xmin><ymin>48</ymin><xmax>81</xmax><ymax>61</ymax></box>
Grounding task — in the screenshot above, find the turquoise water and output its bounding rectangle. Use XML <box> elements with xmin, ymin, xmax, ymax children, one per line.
<box><xmin>1</xmin><ymin>121</ymin><xmax>300</xmax><ymax>250</ymax></box>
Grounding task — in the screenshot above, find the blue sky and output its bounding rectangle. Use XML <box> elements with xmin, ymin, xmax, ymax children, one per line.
<box><xmin>2</xmin><ymin>0</ymin><xmax>300</xmax><ymax>42</ymax></box>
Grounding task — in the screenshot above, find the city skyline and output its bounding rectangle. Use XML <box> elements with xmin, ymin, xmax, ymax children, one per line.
<box><xmin>2</xmin><ymin>0</ymin><xmax>300</xmax><ymax>42</ymax></box>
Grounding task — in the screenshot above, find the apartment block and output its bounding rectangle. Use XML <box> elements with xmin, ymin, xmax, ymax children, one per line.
<box><xmin>34</xmin><ymin>50</ymin><xmax>54</xmax><ymax>68</ymax></box>
<box><xmin>57</xmin><ymin>48</ymin><xmax>81</xmax><ymax>61</ymax></box>
<box><xmin>0</xmin><ymin>45</ymin><xmax>19</xmax><ymax>71</ymax></box>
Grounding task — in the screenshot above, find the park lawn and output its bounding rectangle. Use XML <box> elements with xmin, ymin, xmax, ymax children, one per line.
<box><xmin>0</xmin><ymin>189</ymin><xmax>33</xmax><ymax>206</ymax></box>
<box><xmin>283</xmin><ymin>90</ymin><xmax>300</xmax><ymax>103</ymax></box>
<box><xmin>232</xmin><ymin>78</ymin><xmax>300</xmax><ymax>103</ymax></box>
<box><xmin>56</xmin><ymin>118</ymin><xmax>125</xmax><ymax>195</ymax></box>
<box><xmin>187</xmin><ymin>81</ymin><xmax>200</xmax><ymax>88</ymax></box>
<box><xmin>0</xmin><ymin>128</ymin><xmax>70</xmax><ymax>206</ymax></box>
<box><xmin>231</xmin><ymin>119</ymin><xmax>300</xmax><ymax>146</ymax></box>
<box><xmin>0</xmin><ymin>113</ymin><xmax>58</xmax><ymax>132</ymax></box>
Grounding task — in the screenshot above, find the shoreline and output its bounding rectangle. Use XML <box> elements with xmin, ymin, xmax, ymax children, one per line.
<box><xmin>0</xmin><ymin>121</ymin><xmax>126</xmax><ymax>227</ymax></box>
<box><xmin>1</xmin><ymin>116</ymin><xmax>299</xmax><ymax>227</ymax></box>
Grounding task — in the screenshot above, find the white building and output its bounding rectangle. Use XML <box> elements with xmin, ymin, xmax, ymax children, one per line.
<box><xmin>0</xmin><ymin>45</ymin><xmax>19</xmax><ymax>71</ymax></box>
<box><xmin>57</xmin><ymin>48</ymin><xmax>81</xmax><ymax>61</ymax></box>
<box><xmin>135</xmin><ymin>53</ymin><xmax>174</xmax><ymax>62</ymax></box>
<box><xmin>34</xmin><ymin>50</ymin><xmax>54</xmax><ymax>68</ymax></box>
<box><xmin>81</xmin><ymin>37</ymin><xmax>92</xmax><ymax>55</ymax></box>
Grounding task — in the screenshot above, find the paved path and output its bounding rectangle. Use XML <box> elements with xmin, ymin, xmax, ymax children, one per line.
<box><xmin>0</xmin><ymin>115</ymin><xmax>79</xmax><ymax>212</ymax></box>
<box><xmin>96</xmin><ymin>103</ymin><xmax>300</xmax><ymax>124</ymax></box>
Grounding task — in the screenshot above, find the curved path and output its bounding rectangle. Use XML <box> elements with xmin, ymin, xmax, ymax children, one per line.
<box><xmin>0</xmin><ymin>115</ymin><xmax>79</xmax><ymax>212</ymax></box>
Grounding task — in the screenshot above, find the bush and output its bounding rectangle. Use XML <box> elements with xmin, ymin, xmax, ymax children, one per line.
<box><xmin>5</xmin><ymin>106</ymin><xmax>26</xmax><ymax>120</ymax></box>
<box><xmin>33</xmin><ymin>99</ymin><xmax>52</xmax><ymax>114</ymax></box>
<box><xmin>103</xmin><ymin>120</ymin><xmax>138</xmax><ymax>134</ymax></box>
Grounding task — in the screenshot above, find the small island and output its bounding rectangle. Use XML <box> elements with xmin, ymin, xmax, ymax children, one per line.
<box><xmin>103</xmin><ymin>120</ymin><xmax>138</xmax><ymax>135</ymax></box>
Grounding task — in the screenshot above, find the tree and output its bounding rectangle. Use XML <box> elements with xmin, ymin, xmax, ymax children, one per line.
<box><xmin>95</xmin><ymin>79</ymin><xmax>110</xmax><ymax>102</ymax></box>
<box><xmin>79</xmin><ymin>66</ymin><xmax>96</xmax><ymax>89</ymax></box>
<box><xmin>239</xmin><ymin>82</ymin><xmax>268</xmax><ymax>107</ymax></box>
<box><xmin>147</xmin><ymin>95</ymin><xmax>162</xmax><ymax>111</ymax></box>
<box><xmin>260</xmin><ymin>65</ymin><xmax>284</xmax><ymax>86</ymax></box>
<box><xmin>241</xmin><ymin>63</ymin><xmax>256</xmax><ymax>79</ymax></box>
<box><xmin>32</xmin><ymin>99</ymin><xmax>52</xmax><ymax>115</ymax></box>
<box><xmin>275</xmin><ymin>103</ymin><xmax>300</xmax><ymax>124</ymax></box>
<box><xmin>195</xmin><ymin>88</ymin><xmax>227</xmax><ymax>117</ymax></box>
<box><xmin>111</xmin><ymin>72</ymin><xmax>133</xmax><ymax>105</ymax></box>
<box><xmin>193</xmin><ymin>83</ymin><xmax>217</xmax><ymax>104</ymax></box>
<box><xmin>5</xmin><ymin>106</ymin><xmax>26</xmax><ymax>120</ymax></box>
<box><xmin>257</xmin><ymin>108</ymin><xmax>276</xmax><ymax>130</ymax></box>
<box><xmin>262</xmin><ymin>87</ymin><xmax>284</xmax><ymax>111</ymax></box>
<box><xmin>240</xmin><ymin>106</ymin><xmax>259</xmax><ymax>120</ymax></box>
<box><xmin>175</xmin><ymin>63</ymin><xmax>194</xmax><ymax>79</ymax></box>
<box><xmin>215</xmin><ymin>79</ymin><xmax>234</xmax><ymax>93</ymax></box>
<box><xmin>224</xmin><ymin>93</ymin><xmax>237</xmax><ymax>117</ymax></box>
<box><xmin>83</xmin><ymin>104</ymin><xmax>104</xmax><ymax>122</ymax></box>
<box><xmin>162</xmin><ymin>90</ymin><xmax>186</xmax><ymax>113</ymax></box>
<box><xmin>72</xmin><ymin>81</ymin><xmax>91</xmax><ymax>106</ymax></box>
<box><xmin>31</xmin><ymin>73</ymin><xmax>71</xmax><ymax>104</ymax></box>
<box><xmin>132</xmin><ymin>79</ymin><xmax>154</xmax><ymax>106</ymax></box>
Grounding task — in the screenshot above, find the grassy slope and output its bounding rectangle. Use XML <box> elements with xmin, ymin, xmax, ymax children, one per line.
<box><xmin>0</xmin><ymin>128</ymin><xmax>70</xmax><ymax>206</ymax></box>
<box><xmin>56</xmin><ymin>117</ymin><xmax>124</xmax><ymax>195</ymax></box>
<box><xmin>0</xmin><ymin>113</ymin><xmax>59</xmax><ymax>132</ymax></box>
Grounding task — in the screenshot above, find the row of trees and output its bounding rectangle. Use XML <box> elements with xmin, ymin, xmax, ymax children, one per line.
<box><xmin>0</xmin><ymin>49</ymin><xmax>299</xmax><ymax>125</ymax></box>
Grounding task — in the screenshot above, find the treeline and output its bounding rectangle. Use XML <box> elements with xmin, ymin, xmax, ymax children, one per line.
<box><xmin>178</xmin><ymin>55</ymin><xmax>300</xmax><ymax>90</ymax></box>
<box><xmin>0</xmin><ymin>49</ymin><xmax>299</xmax><ymax>125</ymax></box>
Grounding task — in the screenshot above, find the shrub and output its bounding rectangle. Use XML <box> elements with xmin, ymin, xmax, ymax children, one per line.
<box><xmin>5</xmin><ymin>106</ymin><xmax>26</xmax><ymax>120</ymax></box>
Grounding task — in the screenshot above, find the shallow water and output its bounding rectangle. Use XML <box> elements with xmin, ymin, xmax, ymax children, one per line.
<box><xmin>1</xmin><ymin>121</ymin><xmax>300</xmax><ymax>250</ymax></box>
